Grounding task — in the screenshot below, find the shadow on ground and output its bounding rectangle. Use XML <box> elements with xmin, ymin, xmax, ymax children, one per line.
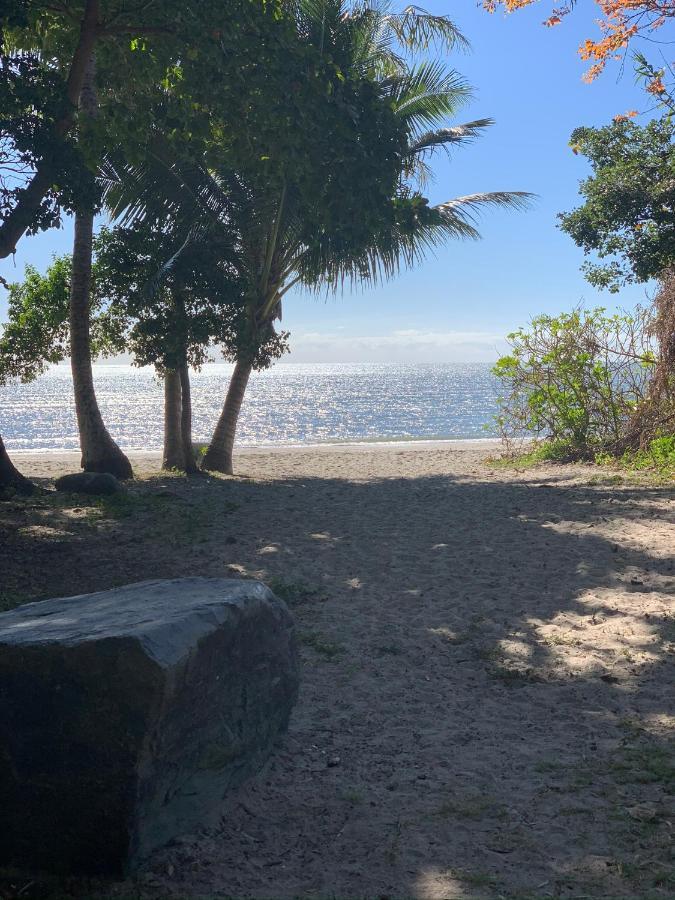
<box><xmin>1</xmin><ymin>461</ymin><xmax>674</xmax><ymax>899</ymax></box>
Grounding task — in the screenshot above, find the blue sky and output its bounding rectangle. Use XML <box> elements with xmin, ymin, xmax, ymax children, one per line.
<box><xmin>0</xmin><ymin>2</ymin><xmax>665</xmax><ymax>363</ymax></box>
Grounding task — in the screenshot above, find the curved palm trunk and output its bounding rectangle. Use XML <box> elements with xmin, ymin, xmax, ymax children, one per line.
<box><xmin>69</xmin><ymin>55</ymin><xmax>132</xmax><ymax>480</ymax></box>
<box><xmin>0</xmin><ymin>434</ymin><xmax>34</xmax><ymax>495</ymax></box>
<box><xmin>162</xmin><ymin>369</ymin><xmax>184</xmax><ymax>470</ymax></box>
<box><xmin>70</xmin><ymin>209</ymin><xmax>133</xmax><ymax>479</ymax></box>
<box><xmin>202</xmin><ymin>359</ymin><xmax>252</xmax><ymax>475</ymax></box>
<box><xmin>202</xmin><ymin>218</ymin><xmax>280</xmax><ymax>476</ymax></box>
<box><xmin>178</xmin><ymin>362</ymin><xmax>198</xmax><ymax>474</ymax></box>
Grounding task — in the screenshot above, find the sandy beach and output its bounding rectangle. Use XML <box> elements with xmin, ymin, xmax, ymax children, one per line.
<box><xmin>3</xmin><ymin>442</ymin><xmax>674</xmax><ymax>899</ymax></box>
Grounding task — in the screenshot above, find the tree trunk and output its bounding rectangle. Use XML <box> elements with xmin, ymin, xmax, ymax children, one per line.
<box><xmin>178</xmin><ymin>363</ymin><xmax>198</xmax><ymax>474</ymax></box>
<box><xmin>616</xmin><ymin>270</ymin><xmax>675</xmax><ymax>451</ymax></box>
<box><xmin>69</xmin><ymin>209</ymin><xmax>132</xmax><ymax>478</ymax></box>
<box><xmin>162</xmin><ymin>370</ymin><xmax>184</xmax><ymax>470</ymax></box>
<box><xmin>68</xmin><ymin>55</ymin><xmax>132</xmax><ymax>480</ymax></box>
<box><xmin>202</xmin><ymin>359</ymin><xmax>252</xmax><ymax>475</ymax></box>
<box><xmin>0</xmin><ymin>433</ymin><xmax>34</xmax><ymax>495</ymax></box>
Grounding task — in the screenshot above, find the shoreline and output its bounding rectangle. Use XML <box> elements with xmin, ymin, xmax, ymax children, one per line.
<box><xmin>10</xmin><ymin>437</ymin><xmax>504</xmax><ymax>459</ymax></box>
<box><xmin>11</xmin><ymin>439</ymin><xmax>506</xmax><ymax>484</ymax></box>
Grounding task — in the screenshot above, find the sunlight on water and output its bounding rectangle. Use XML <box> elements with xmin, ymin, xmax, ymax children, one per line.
<box><xmin>0</xmin><ymin>362</ymin><xmax>500</xmax><ymax>451</ymax></box>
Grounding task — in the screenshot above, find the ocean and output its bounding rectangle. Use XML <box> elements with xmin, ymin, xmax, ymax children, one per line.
<box><xmin>0</xmin><ymin>362</ymin><xmax>500</xmax><ymax>452</ymax></box>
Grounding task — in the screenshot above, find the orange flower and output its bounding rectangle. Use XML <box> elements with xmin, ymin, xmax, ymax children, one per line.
<box><xmin>485</xmin><ymin>1</ymin><xmax>675</xmax><ymax>80</ymax></box>
<box><xmin>647</xmin><ymin>77</ymin><xmax>666</xmax><ymax>94</ymax></box>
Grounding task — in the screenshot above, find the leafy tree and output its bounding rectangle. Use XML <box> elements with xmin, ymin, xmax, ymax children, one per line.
<box><xmin>0</xmin><ymin>0</ymin><xmax>175</xmax><ymax>485</ymax></box>
<box><xmin>0</xmin><ymin>224</ymin><xmax>245</xmax><ymax>473</ymax></box>
<box><xmin>0</xmin><ymin>259</ymin><xmax>73</xmax><ymax>383</ymax></box>
<box><xmin>560</xmin><ymin>115</ymin><xmax>675</xmax><ymax>444</ymax></box>
<box><xmin>0</xmin><ymin>0</ymin><xmax>260</xmax><ymax>483</ymax></box>
<box><xmin>560</xmin><ymin>117</ymin><xmax>675</xmax><ymax>290</ymax></box>
<box><xmin>66</xmin><ymin>55</ymin><xmax>133</xmax><ymax>477</ymax></box>
<box><xmin>0</xmin><ymin>251</ymin><xmax>126</xmax><ymax>491</ymax></box>
<box><xmin>0</xmin><ymin>255</ymin><xmax>126</xmax><ymax>382</ymax></box>
<box><xmin>93</xmin><ymin>224</ymin><xmax>245</xmax><ymax>472</ymax></box>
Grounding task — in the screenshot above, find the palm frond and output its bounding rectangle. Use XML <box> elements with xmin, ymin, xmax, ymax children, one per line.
<box><xmin>296</xmin><ymin>187</ymin><xmax>534</xmax><ymax>293</ymax></box>
<box><xmin>386</xmin><ymin>61</ymin><xmax>472</xmax><ymax>132</ymax></box>
<box><xmin>348</xmin><ymin>8</ymin><xmax>405</xmax><ymax>76</ymax></box>
<box><xmin>101</xmin><ymin>139</ymin><xmax>262</xmax><ymax>241</ymax></box>
<box><xmin>99</xmin><ymin>150</ymin><xmax>204</xmax><ymax>227</ymax></box>
<box><xmin>436</xmin><ymin>191</ymin><xmax>535</xmax><ymax>226</ymax></box>
<box><xmin>403</xmin><ymin>120</ymin><xmax>496</xmax><ymax>187</ymax></box>
<box><xmin>382</xmin><ymin>5</ymin><xmax>469</xmax><ymax>54</ymax></box>
<box><xmin>407</xmin><ymin>119</ymin><xmax>495</xmax><ymax>157</ymax></box>
<box><xmin>294</xmin><ymin>1</ymin><xmax>468</xmax><ymax>78</ymax></box>
<box><xmin>97</xmin><ymin>1</ymin><xmax>530</xmax><ymax>315</ymax></box>
<box><xmin>143</xmin><ymin>227</ymin><xmax>199</xmax><ymax>301</ymax></box>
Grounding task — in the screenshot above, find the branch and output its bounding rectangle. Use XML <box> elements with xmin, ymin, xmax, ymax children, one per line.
<box><xmin>96</xmin><ymin>25</ymin><xmax>175</xmax><ymax>36</ymax></box>
<box><xmin>0</xmin><ymin>0</ymin><xmax>100</xmax><ymax>259</ymax></box>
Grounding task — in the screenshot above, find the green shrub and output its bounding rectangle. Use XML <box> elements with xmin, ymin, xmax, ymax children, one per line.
<box><xmin>646</xmin><ymin>435</ymin><xmax>675</xmax><ymax>467</ymax></box>
<box><xmin>616</xmin><ymin>435</ymin><xmax>675</xmax><ymax>473</ymax></box>
<box><xmin>494</xmin><ymin>307</ymin><xmax>655</xmax><ymax>458</ymax></box>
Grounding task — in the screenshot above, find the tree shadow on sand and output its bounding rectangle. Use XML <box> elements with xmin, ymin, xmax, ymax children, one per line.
<box><xmin>1</xmin><ymin>465</ymin><xmax>674</xmax><ymax>899</ymax></box>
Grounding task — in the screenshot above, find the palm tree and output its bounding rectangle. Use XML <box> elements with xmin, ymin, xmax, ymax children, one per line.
<box><xmin>199</xmin><ymin>3</ymin><xmax>531</xmax><ymax>474</ymax></box>
<box><xmin>103</xmin><ymin>2</ymin><xmax>531</xmax><ymax>475</ymax></box>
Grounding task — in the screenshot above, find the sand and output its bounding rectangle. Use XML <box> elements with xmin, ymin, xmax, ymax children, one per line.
<box><xmin>3</xmin><ymin>442</ymin><xmax>675</xmax><ymax>899</ymax></box>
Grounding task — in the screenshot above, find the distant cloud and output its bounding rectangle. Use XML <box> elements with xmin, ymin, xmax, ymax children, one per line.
<box><xmin>15</xmin><ymin>328</ymin><xmax>508</xmax><ymax>369</ymax></box>
<box><xmin>283</xmin><ymin>328</ymin><xmax>508</xmax><ymax>363</ymax></box>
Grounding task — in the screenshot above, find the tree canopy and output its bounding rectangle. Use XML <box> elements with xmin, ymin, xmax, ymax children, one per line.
<box><xmin>0</xmin><ymin>221</ymin><xmax>247</xmax><ymax>382</ymax></box>
<box><xmin>559</xmin><ymin>117</ymin><xmax>675</xmax><ymax>290</ymax></box>
<box><xmin>0</xmin><ymin>253</ymin><xmax>125</xmax><ymax>384</ymax></box>
<box><xmin>0</xmin><ymin>0</ymin><xmax>257</xmax><ymax>258</ymax></box>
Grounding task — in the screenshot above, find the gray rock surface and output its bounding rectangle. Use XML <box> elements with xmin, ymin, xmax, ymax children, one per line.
<box><xmin>0</xmin><ymin>577</ymin><xmax>299</xmax><ymax>876</ymax></box>
<box><xmin>54</xmin><ymin>471</ymin><xmax>124</xmax><ymax>495</ymax></box>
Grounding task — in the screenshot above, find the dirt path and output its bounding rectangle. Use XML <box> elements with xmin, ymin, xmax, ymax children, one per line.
<box><xmin>3</xmin><ymin>445</ymin><xmax>674</xmax><ymax>899</ymax></box>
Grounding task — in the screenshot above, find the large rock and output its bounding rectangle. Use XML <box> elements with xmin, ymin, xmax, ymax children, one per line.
<box><xmin>0</xmin><ymin>578</ymin><xmax>299</xmax><ymax>876</ymax></box>
<box><xmin>54</xmin><ymin>471</ymin><xmax>124</xmax><ymax>495</ymax></box>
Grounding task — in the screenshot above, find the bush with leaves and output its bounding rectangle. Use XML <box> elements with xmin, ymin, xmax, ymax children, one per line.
<box><xmin>493</xmin><ymin>307</ymin><xmax>656</xmax><ymax>457</ymax></box>
<box><xmin>623</xmin><ymin>434</ymin><xmax>675</xmax><ymax>472</ymax></box>
<box><xmin>0</xmin><ymin>258</ymin><xmax>127</xmax><ymax>385</ymax></box>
